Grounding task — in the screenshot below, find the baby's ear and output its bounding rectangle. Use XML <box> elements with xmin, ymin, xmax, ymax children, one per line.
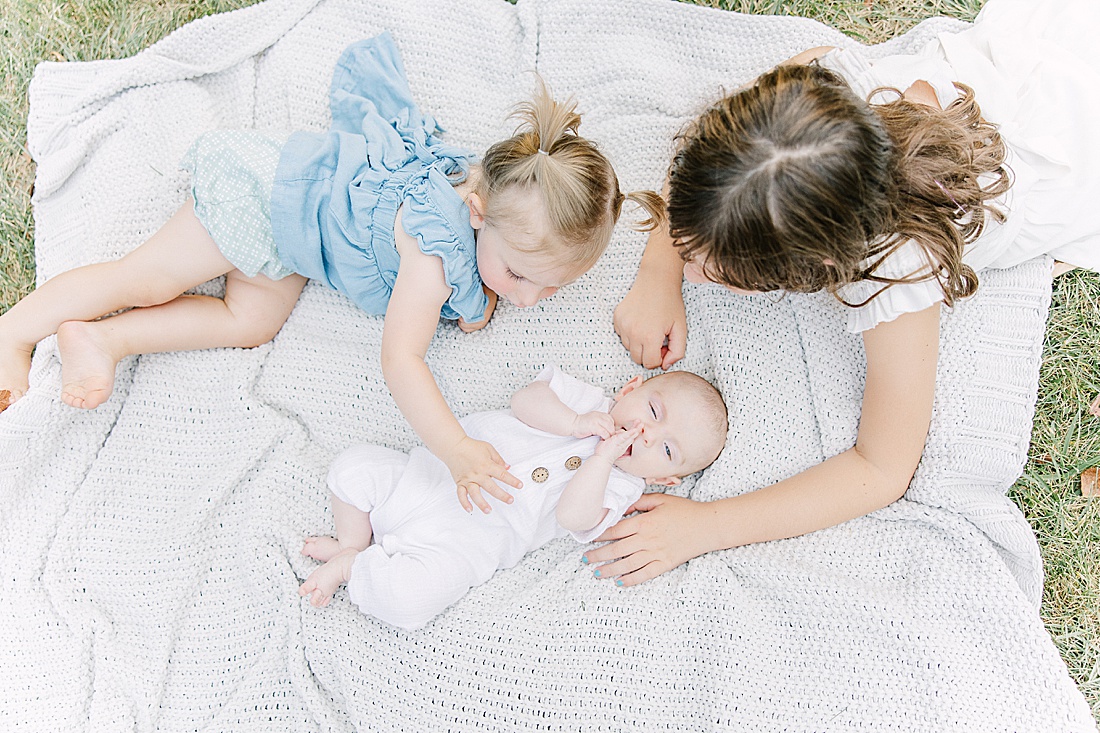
<box><xmin>615</xmin><ymin>375</ymin><xmax>645</xmax><ymax>399</ymax></box>
<box><xmin>645</xmin><ymin>476</ymin><xmax>681</xmax><ymax>487</ymax></box>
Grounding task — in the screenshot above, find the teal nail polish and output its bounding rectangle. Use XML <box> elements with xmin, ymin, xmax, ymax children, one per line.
<box><xmin>580</xmin><ymin>556</ymin><xmax>589</xmax><ymax>564</ymax></box>
<box><xmin>594</xmin><ymin>569</ymin><xmax>601</xmax><ymax>578</ymax></box>
<box><xmin>615</xmin><ymin>579</ymin><xmax>623</xmax><ymax>587</ymax></box>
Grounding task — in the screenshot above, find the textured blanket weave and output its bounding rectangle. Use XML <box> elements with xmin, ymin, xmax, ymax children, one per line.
<box><xmin>1</xmin><ymin>0</ymin><xmax>1094</xmax><ymax>730</ymax></box>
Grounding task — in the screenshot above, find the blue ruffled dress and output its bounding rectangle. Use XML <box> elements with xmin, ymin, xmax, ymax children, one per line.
<box><xmin>180</xmin><ymin>32</ymin><xmax>488</xmax><ymax>323</ymax></box>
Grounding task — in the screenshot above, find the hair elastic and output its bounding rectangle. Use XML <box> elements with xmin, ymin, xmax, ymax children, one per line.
<box><xmin>933</xmin><ymin>179</ymin><xmax>967</xmax><ymax>217</ymax></box>
<box><xmin>536</xmin><ymin>148</ymin><xmax>550</xmax><ymax>156</ymax></box>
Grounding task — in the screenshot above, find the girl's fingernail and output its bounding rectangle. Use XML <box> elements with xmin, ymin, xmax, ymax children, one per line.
<box><xmin>615</xmin><ymin>579</ymin><xmax>624</xmax><ymax>587</ymax></box>
<box><xmin>580</xmin><ymin>556</ymin><xmax>589</xmax><ymax>564</ymax></box>
<box><xmin>594</xmin><ymin>569</ymin><xmax>602</xmax><ymax>578</ymax></box>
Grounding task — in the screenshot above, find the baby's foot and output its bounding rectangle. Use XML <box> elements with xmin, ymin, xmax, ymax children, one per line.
<box><xmin>301</xmin><ymin>536</ymin><xmax>342</xmax><ymax>563</ymax></box>
<box><xmin>56</xmin><ymin>321</ymin><xmax>119</xmax><ymax>410</ymax></box>
<box><xmin>0</xmin><ymin>342</ymin><xmax>32</xmax><ymax>413</ymax></box>
<box><xmin>298</xmin><ymin>548</ymin><xmax>358</xmax><ymax>608</ymax></box>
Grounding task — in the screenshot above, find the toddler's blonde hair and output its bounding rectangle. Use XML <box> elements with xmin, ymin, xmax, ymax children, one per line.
<box><xmin>476</xmin><ymin>79</ymin><xmax>665</xmax><ymax>273</ymax></box>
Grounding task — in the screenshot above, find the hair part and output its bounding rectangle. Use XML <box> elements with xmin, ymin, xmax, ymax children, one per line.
<box><xmin>477</xmin><ymin>78</ymin><xmax>666</xmax><ymax>273</ymax></box>
<box><xmin>667</xmin><ymin>63</ymin><xmax>1009</xmax><ymax>306</ymax></box>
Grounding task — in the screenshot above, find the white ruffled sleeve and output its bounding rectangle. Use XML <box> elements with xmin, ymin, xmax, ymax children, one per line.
<box><xmin>836</xmin><ymin>240</ymin><xmax>945</xmax><ymax>333</ymax></box>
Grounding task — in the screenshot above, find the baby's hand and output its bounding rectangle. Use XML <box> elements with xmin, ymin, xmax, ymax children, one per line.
<box><xmin>457</xmin><ymin>287</ymin><xmax>498</xmax><ymax>334</ymax></box>
<box><xmin>594</xmin><ymin>421</ymin><xmax>642</xmax><ymax>462</ymax></box>
<box><xmin>441</xmin><ymin>435</ymin><xmax>522</xmax><ymax>514</ymax></box>
<box><xmin>571</xmin><ymin>411</ymin><xmax>616</xmax><ymax>439</ymax></box>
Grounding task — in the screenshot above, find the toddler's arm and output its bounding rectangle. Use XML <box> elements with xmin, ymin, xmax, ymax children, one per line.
<box><xmin>383</xmin><ymin>216</ymin><xmax>522</xmax><ymax>514</ymax></box>
<box><xmin>556</xmin><ymin>423</ymin><xmax>641</xmax><ymax>533</ymax></box>
<box><xmin>510</xmin><ymin>379</ymin><xmax>614</xmax><ymax>439</ymax></box>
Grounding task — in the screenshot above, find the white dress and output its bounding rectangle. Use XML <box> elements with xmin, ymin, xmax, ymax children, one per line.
<box><xmin>326</xmin><ymin>366</ymin><xmax>644</xmax><ymax>630</ymax></box>
<box><xmin>822</xmin><ymin>0</ymin><xmax>1100</xmax><ymax>333</ymax></box>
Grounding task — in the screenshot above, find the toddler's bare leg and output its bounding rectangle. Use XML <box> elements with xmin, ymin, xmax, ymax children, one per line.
<box><xmin>57</xmin><ymin>267</ymin><xmax>306</xmax><ymax>409</ymax></box>
<box><xmin>0</xmin><ymin>201</ymin><xmax>243</xmax><ymax>410</ymax></box>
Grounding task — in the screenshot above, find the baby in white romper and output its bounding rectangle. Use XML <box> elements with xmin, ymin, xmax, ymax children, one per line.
<box><xmin>298</xmin><ymin>365</ymin><xmax>728</xmax><ymax>630</ymax></box>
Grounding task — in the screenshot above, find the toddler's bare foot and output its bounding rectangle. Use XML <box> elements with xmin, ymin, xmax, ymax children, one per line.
<box><xmin>301</xmin><ymin>536</ymin><xmax>342</xmax><ymax>563</ymax></box>
<box><xmin>298</xmin><ymin>548</ymin><xmax>358</xmax><ymax>608</ymax></box>
<box><xmin>0</xmin><ymin>344</ymin><xmax>32</xmax><ymax>413</ymax></box>
<box><xmin>57</xmin><ymin>321</ymin><xmax>119</xmax><ymax>410</ymax></box>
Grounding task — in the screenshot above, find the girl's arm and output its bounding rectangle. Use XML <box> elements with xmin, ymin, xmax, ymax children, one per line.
<box><xmin>383</xmin><ymin>216</ymin><xmax>522</xmax><ymax>514</ymax></box>
<box><xmin>584</xmin><ymin>305</ymin><xmax>940</xmax><ymax>585</ymax></box>
<box><xmin>613</xmin><ymin>213</ymin><xmax>688</xmax><ymax>371</ymax></box>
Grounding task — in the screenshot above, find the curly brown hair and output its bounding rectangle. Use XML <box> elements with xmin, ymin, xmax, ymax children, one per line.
<box><xmin>668</xmin><ymin>62</ymin><xmax>1010</xmax><ymax>307</ymax></box>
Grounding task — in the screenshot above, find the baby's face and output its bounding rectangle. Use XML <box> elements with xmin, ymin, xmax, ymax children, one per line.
<box><xmin>607</xmin><ymin>375</ymin><xmax>724</xmax><ymax>484</ymax></box>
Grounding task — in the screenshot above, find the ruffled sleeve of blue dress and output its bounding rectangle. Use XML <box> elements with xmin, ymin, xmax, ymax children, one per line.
<box><xmin>269</xmin><ymin>32</ymin><xmax>488</xmax><ymax>323</ymax></box>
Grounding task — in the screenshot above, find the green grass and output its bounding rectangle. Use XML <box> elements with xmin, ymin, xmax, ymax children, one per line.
<box><xmin>3</xmin><ymin>0</ymin><xmax>1098</xmax><ymax>721</ymax></box>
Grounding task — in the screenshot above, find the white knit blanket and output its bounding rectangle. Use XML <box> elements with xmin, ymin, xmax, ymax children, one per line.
<box><xmin>2</xmin><ymin>0</ymin><xmax>1094</xmax><ymax>730</ymax></box>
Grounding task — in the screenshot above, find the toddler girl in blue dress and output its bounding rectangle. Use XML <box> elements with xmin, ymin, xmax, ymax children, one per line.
<box><xmin>0</xmin><ymin>33</ymin><xmax>663</xmax><ymax>509</ymax></box>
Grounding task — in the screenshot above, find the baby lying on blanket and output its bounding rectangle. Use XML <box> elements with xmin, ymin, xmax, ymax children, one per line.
<box><xmin>299</xmin><ymin>365</ymin><xmax>728</xmax><ymax>630</ymax></box>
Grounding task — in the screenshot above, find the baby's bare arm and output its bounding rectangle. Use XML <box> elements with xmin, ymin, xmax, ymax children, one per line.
<box><xmin>556</xmin><ymin>424</ymin><xmax>640</xmax><ymax>533</ymax></box>
<box><xmin>511</xmin><ymin>379</ymin><xmax>615</xmax><ymax>439</ymax></box>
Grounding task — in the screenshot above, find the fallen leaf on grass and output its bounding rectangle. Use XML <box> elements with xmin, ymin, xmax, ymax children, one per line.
<box><xmin>1090</xmin><ymin>394</ymin><xmax>1100</xmax><ymax>418</ymax></box>
<box><xmin>1081</xmin><ymin>466</ymin><xmax>1100</xmax><ymax>497</ymax></box>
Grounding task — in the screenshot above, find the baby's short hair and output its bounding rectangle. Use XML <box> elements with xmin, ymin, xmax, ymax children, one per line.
<box><xmin>647</xmin><ymin>370</ymin><xmax>728</xmax><ymax>475</ymax></box>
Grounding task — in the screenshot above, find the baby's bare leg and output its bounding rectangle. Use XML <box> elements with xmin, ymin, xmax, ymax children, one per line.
<box><xmin>0</xmin><ymin>201</ymin><xmax>240</xmax><ymax>410</ymax></box>
<box><xmin>57</xmin><ymin>267</ymin><xmax>306</xmax><ymax>409</ymax></box>
<box><xmin>300</xmin><ymin>493</ymin><xmax>376</xmax><ymax>605</ymax></box>
<box><xmin>298</xmin><ymin>548</ymin><xmax>359</xmax><ymax>608</ymax></box>
<box><xmin>302</xmin><ymin>493</ymin><xmax>373</xmax><ymax>562</ymax></box>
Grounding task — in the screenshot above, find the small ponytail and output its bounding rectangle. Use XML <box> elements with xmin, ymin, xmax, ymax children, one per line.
<box><xmin>477</xmin><ymin>78</ymin><xmax>661</xmax><ymax>272</ymax></box>
<box><xmin>622</xmin><ymin>190</ymin><xmax>667</xmax><ymax>232</ymax></box>
<box><xmin>512</xmin><ymin>78</ymin><xmax>582</xmax><ymax>155</ymax></box>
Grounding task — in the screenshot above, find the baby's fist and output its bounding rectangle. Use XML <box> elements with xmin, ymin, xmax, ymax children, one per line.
<box><xmin>571</xmin><ymin>411</ymin><xmax>615</xmax><ymax>439</ymax></box>
<box><xmin>595</xmin><ymin>421</ymin><xmax>642</xmax><ymax>460</ymax></box>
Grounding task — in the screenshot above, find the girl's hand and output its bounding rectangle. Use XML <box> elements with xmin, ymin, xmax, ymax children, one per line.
<box><xmin>583</xmin><ymin>493</ymin><xmax>714</xmax><ymax>587</ymax></box>
<box><xmin>593</xmin><ymin>421</ymin><xmax>641</xmax><ymax>461</ymax></box>
<box><xmin>441</xmin><ymin>436</ymin><xmax>523</xmax><ymax>514</ymax></box>
<box><xmin>614</xmin><ymin>267</ymin><xmax>687</xmax><ymax>371</ymax></box>
<box><xmin>571</xmin><ymin>411</ymin><xmax>616</xmax><ymax>439</ymax></box>
<box><xmin>457</xmin><ymin>287</ymin><xmax>498</xmax><ymax>334</ymax></box>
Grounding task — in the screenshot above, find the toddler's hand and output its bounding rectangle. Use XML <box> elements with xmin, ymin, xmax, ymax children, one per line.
<box><xmin>594</xmin><ymin>421</ymin><xmax>642</xmax><ymax>462</ymax></box>
<box><xmin>571</xmin><ymin>411</ymin><xmax>616</xmax><ymax>439</ymax></box>
<box><xmin>457</xmin><ymin>287</ymin><xmax>498</xmax><ymax>334</ymax></box>
<box><xmin>442</xmin><ymin>435</ymin><xmax>522</xmax><ymax>514</ymax></box>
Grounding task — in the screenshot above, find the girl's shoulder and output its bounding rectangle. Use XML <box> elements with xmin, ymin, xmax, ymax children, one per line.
<box><xmin>817</xmin><ymin>47</ymin><xmax>960</xmax><ymax>110</ymax></box>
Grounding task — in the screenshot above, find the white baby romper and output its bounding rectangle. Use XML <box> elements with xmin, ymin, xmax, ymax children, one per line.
<box><xmin>326</xmin><ymin>366</ymin><xmax>644</xmax><ymax>630</ymax></box>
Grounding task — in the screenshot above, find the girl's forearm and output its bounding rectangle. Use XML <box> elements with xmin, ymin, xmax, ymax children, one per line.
<box><xmin>696</xmin><ymin>446</ymin><xmax>912</xmax><ymax>551</ymax></box>
<box><xmin>637</xmin><ymin>221</ymin><xmax>685</xmax><ymax>285</ymax></box>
